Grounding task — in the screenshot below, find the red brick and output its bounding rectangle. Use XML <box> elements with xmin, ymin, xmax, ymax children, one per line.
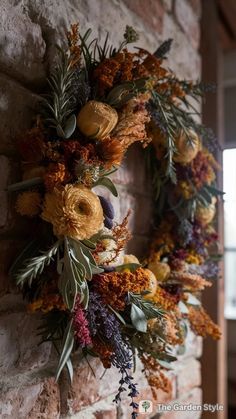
<box><xmin>0</xmin><ymin>312</ymin><xmax>51</xmax><ymax>374</ymax></box>
<box><xmin>0</xmin><ymin>156</ymin><xmax>10</xmax><ymax>228</ymax></box>
<box><xmin>174</xmin><ymin>0</ymin><xmax>200</xmax><ymax>49</ymax></box>
<box><xmin>94</xmin><ymin>408</ymin><xmax>117</xmax><ymax>419</ymax></box>
<box><xmin>0</xmin><ymin>75</ymin><xmax>39</xmax><ymax>154</ymax></box>
<box><xmin>66</xmin><ymin>358</ymin><xmax>121</xmax><ymax>415</ymax></box>
<box><xmin>189</xmin><ymin>0</ymin><xmax>201</xmax><ymax>16</ymax></box>
<box><xmin>0</xmin><ymin>239</ymin><xmax>26</xmax><ymax>295</ymax></box>
<box><xmin>176</xmin><ymin>358</ymin><xmax>201</xmax><ymax>396</ymax></box>
<box><xmin>122</xmin><ymin>0</ymin><xmax>164</xmax><ymax>33</ymax></box>
<box><xmin>0</xmin><ymin>378</ymin><xmax>60</xmax><ymax>419</ymax></box>
<box><xmin>27</xmin><ymin>378</ymin><xmax>60</xmax><ymax>419</ymax></box>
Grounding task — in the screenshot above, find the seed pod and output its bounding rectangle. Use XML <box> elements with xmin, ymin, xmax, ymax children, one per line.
<box><xmin>98</xmin><ymin>195</ymin><xmax>115</xmax><ymax>219</ymax></box>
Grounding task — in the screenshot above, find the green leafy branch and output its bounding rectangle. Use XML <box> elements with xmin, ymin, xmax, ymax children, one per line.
<box><xmin>43</xmin><ymin>48</ymin><xmax>77</xmax><ymax>139</ymax></box>
<box><xmin>14</xmin><ymin>241</ymin><xmax>61</xmax><ymax>287</ymax></box>
<box><xmin>58</xmin><ymin>237</ymin><xmax>103</xmax><ymax>311</ymax></box>
<box><xmin>127</xmin><ymin>292</ymin><xmax>165</xmax><ymax>333</ymax></box>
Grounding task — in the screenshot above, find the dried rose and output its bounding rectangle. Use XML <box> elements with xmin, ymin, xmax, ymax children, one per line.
<box><xmin>77</xmin><ymin>100</ymin><xmax>118</xmax><ymax>140</ymax></box>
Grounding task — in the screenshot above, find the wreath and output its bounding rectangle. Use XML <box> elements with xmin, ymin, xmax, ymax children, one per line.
<box><xmin>9</xmin><ymin>24</ymin><xmax>222</xmax><ymax>418</ymax></box>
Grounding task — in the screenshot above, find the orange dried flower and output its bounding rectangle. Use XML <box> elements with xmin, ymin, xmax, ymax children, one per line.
<box><xmin>44</xmin><ymin>162</ymin><xmax>71</xmax><ymax>191</ymax></box>
<box><xmin>152</xmin><ymin>286</ymin><xmax>180</xmax><ymax>311</ymax></box>
<box><xmin>18</xmin><ymin>125</ymin><xmax>46</xmax><ymax>162</ymax></box>
<box><xmin>92</xmin><ymin>339</ymin><xmax>113</xmax><ymax>368</ymax></box>
<box><xmin>188</xmin><ymin>306</ymin><xmax>221</xmax><ymax>340</ymax></box>
<box><xmin>170</xmin><ymin>271</ymin><xmax>212</xmax><ymax>291</ymax></box>
<box><xmin>111</xmin><ymin>96</ymin><xmax>151</xmax><ymax>149</ymax></box>
<box><xmin>15</xmin><ymin>191</ymin><xmax>42</xmax><ymax>217</ymax></box>
<box><xmin>97</xmin><ymin>137</ymin><xmax>125</xmax><ymax>168</ymax></box>
<box><xmin>67</xmin><ymin>23</ymin><xmax>81</xmax><ymax>67</ymax></box>
<box><xmin>141</xmin><ymin>353</ymin><xmax>172</xmax><ymax>399</ymax></box>
<box><xmin>27</xmin><ymin>294</ymin><xmax>66</xmax><ymax>313</ymax></box>
<box><xmin>94</xmin><ymin>268</ymin><xmax>151</xmax><ymax>310</ymax></box>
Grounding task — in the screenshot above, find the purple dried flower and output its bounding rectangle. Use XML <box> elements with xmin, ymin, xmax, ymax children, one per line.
<box><xmin>87</xmin><ymin>291</ymin><xmax>139</xmax><ymax>417</ymax></box>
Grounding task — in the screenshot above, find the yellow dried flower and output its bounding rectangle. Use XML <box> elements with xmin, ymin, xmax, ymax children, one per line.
<box><xmin>16</xmin><ymin>191</ymin><xmax>42</xmax><ymax>217</ymax></box>
<box><xmin>77</xmin><ymin>101</ymin><xmax>118</xmax><ymax>140</ymax></box>
<box><xmin>173</xmin><ymin>130</ymin><xmax>201</xmax><ymax>164</ymax></box>
<box><xmin>41</xmin><ymin>184</ymin><xmax>104</xmax><ymax>240</ymax></box>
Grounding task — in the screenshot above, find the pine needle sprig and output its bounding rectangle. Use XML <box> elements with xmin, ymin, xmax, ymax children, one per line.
<box><xmin>15</xmin><ymin>241</ymin><xmax>61</xmax><ymax>288</ymax></box>
<box><xmin>43</xmin><ymin>48</ymin><xmax>77</xmax><ymax>139</ymax></box>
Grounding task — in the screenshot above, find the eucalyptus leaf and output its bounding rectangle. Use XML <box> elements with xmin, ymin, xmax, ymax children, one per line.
<box><xmin>205</xmin><ymin>184</ymin><xmax>225</xmax><ymax>196</ymax></box>
<box><xmin>56</xmin><ymin>124</ymin><xmax>66</xmax><ymax>138</ymax></box>
<box><xmin>64</xmin><ymin>114</ymin><xmax>76</xmax><ymax>139</ymax></box>
<box><xmin>186</xmin><ymin>293</ymin><xmax>201</xmax><ymax>306</ymax></box>
<box><xmin>8</xmin><ymin>177</ymin><xmax>43</xmax><ymax>192</ymax></box>
<box><xmin>55</xmin><ymin>319</ymin><xmax>74</xmax><ymax>381</ymax></box>
<box><xmin>130</xmin><ymin>303</ymin><xmax>147</xmax><ymax>333</ymax></box>
<box><xmin>108</xmin><ymin>305</ymin><xmax>126</xmax><ymax>325</ymax></box>
<box><xmin>93</xmin><ymin>177</ymin><xmax>118</xmax><ymax>197</ymax></box>
<box><xmin>157</xmin><ymin>359</ymin><xmax>175</xmax><ymax>370</ymax></box>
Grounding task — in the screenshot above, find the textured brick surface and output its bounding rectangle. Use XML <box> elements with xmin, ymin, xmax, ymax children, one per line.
<box><xmin>0</xmin><ymin>74</ymin><xmax>39</xmax><ymax>154</ymax></box>
<box><xmin>0</xmin><ymin>378</ymin><xmax>60</xmax><ymax>419</ymax></box>
<box><xmin>122</xmin><ymin>0</ymin><xmax>165</xmax><ymax>33</ymax></box>
<box><xmin>174</xmin><ymin>0</ymin><xmax>200</xmax><ymax>49</ymax></box>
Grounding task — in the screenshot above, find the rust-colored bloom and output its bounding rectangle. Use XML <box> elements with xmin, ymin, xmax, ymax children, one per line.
<box><xmin>27</xmin><ymin>294</ymin><xmax>66</xmax><ymax>313</ymax></box>
<box><xmin>16</xmin><ymin>191</ymin><xmax>42</xmax><ymax>217</ymax></box>
<box><xmin>141</xmin><ymin>353</ymin><xmax>172</xmax><ymax>399</ymax></box>
<box><xmin>41</xmin><ymin>184</ymin><xmax>104</xmax><ymax>240</ymax></box>
<box><xmin>18</xmin><ymin>125</ymin><xmax>46</xmax><ymax>162</ymax></box>
<box><xmin>111</xmin><ymin>95</ymin><xmax>151</xmax><ymax>149</ymax></box>
<box><xmin>151</xmin><ymin>285</ymin><xmax>180</xmax><ymax>311</ymax></box>
<box><xmin>67</xmin><ymin>23</ymin><xmax>81</xmax><ymax>67</ymax></box>
<box><xmin>188</xmin><ymin>306</ymin><xmax>221</xmax><ymax>340</ymax></box>
<box><xmin>170</xmin><ymin>271</ymin><xmax>212</xmax><ymax>292</ymax></box>
<box><xmin>44</xmin><ymin>162</ymin><xmax>71</xmax><ymax>191</ymax></box>
<box><xmin>92</xmin><ymin>338</ymin><xmax>113</xmax><ymax>368</ymax></box>
<box><xmin>97</xmin><ymin>137</ymin><xmax>125</xmax><ymax>168</ymax></box>
<box><xmin>93</xmin><ymin>268</ymin><xmax>151</xmax><ymax>310</ymax></box>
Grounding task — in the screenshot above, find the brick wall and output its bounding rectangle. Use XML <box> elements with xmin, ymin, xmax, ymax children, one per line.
<box><xmin>0</xmin><ymin>1</ymin><xmax>202</xmax><ymax>418</ymax></box>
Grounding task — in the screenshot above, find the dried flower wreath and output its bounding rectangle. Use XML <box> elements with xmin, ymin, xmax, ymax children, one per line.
<box><xmin>9</xmin><ymin>24</ymin><xmax>222</xmax><ymax>418</ymax></box>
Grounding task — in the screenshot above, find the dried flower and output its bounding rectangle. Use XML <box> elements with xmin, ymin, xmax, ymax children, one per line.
<box><xmin>44</xmin><ymin>162</ymin><xmax>71</xmax><ymax>191</ymax></box>
<box><xmin>93</xmin><ymin>268</ymin><xmax>151</xmax><ymax>310</ymax></box>
<box><xmin>188</xmin><ymin>306</ymin><xmax>221</xmax><ymax>339</ymax></box>
<box><xmin>97</xmin><ymin>137</ymin><xmax>125</xmax><ymax>168</ymax></box>
<box><xmin>67</xmin><ymin>23</ymin><xmax>81</xmax><ymax>67</ymax></box>
<box><xmin>41</xmin><ymin>184</ymin><xmax>104</xmax><ymax>240</ymax></box>
<box><xmin>16</xmin><ymin>191</ymin><xmax>42</xmax><ymax>217</ymax></box>
<box><xmin>73</xmin><ymin>298</ymin><xmax>92</xmax><ymax>347</ymax></box>
<box><xmin>111</xmin><ymin>96</ymin><xmax>151</xmax><ymax>149</ymax></box>
<box><xmin>147</xmin><ymin>261</ymin><xmax>170</xmax><ymax>282</ymax></box>
<box><xmin>77</xmin><ymin>101</ymin><xmax>118</xmax><ymax>140</ymax></box>
<box><xmin>151</xmin><ymin>285</ymin><xmax>180</xmax><ymax>311</ymax></box>
<box><xmin>195</xmin><ymin>197</ymin><xmax>216</xmax><ymax>226</ymax></box>
<box><xmin>170</xmin><ymin>271</ymin><xmax>211</xmax><ymax>291</ymax></box>
<box><xmin>123</xmin><ymin>26</ymin><xmax>139</xmax><ymax>44</ymax></box>
<box><xmin>27</xmin><ymin>294</ymin><xmax>66</xmax><ymax>313</ymax></box>
<box><xmin>18</xmin><ymin>125</ymin><xmax>46</xmax><ymax>162</ymax></box>
<box><xmin>141</xmin><ymin>353</ymin><xmax>172</xmax><ymax>399</ymax></box>
<box><xmin>173</xmin><ymin>130</ymin><xmax>200</xmax><ymax>164</ymax></box>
